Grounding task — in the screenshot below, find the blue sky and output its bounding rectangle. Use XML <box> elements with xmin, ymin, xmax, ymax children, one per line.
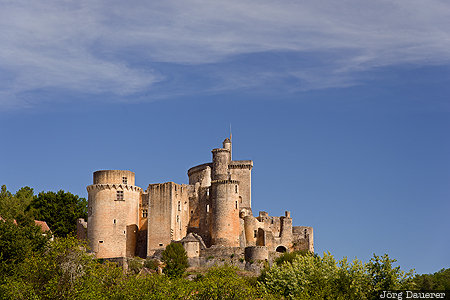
<box><xmin>0</xmin><ymin>1</ymin><xmax>449</xmax><ymax>274</ymax></box>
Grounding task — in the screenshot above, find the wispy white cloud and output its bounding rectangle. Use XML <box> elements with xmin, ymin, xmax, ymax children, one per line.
<box><xmin>0</xmin><ymin>0</ymin><xmax>449</xmax><ymax>109</ymax></box>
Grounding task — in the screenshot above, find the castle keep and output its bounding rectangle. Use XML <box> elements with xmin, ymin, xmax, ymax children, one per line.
<box><xmin>78</xmin><ymin>138</ymin><xmax>313</xmax><ymax>262</ymax></box>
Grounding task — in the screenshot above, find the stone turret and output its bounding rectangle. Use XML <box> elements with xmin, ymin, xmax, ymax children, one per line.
<box><xmin>223</xmin><ymin>137</ymin><xmax>232</xmax><ymax>158</ymax></box>
<box><xmin>87</xmin><ymin>170</ymin><xmax>141</xmax><ymax>258</ymax></box>
<box><xmin>211</xmin><ymin>148</ymin><xmax>231</xmax><ymax>181</ymax></box>
<box><xmin>210</xmin><ymin>179</ymin><xmax>240</xmax><ymax>247</ymax></box>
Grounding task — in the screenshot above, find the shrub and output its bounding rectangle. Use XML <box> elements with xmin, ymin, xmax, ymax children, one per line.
<box><xmin>275</xmin><ymin>250</ymin><xmax>311</xmax><ymax>266</ymax></box>
<box><xmin>144</xmin><ymin>258</ymin><xmax>159</xmax><ymax>270</ymax></box>
<box><xmin>195</xmin><ymin>265</ymin><xmax>260</xmax><ymax>299</ymax></box>
<box><xmin>128</xmin><ymin>257</ymin><xmax>143</xmax><ymax>274</ymax></box>
<box><xmin>258</xmin><ymin>252</ymin><xmax>414</xmax><ymax>300</ymax></box>
<box><xmin>161</xmin><ymin>242</ymin><xmax>189</xmax><ymax>279</ymax></box>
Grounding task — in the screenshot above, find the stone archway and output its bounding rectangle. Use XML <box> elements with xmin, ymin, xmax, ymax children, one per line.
<box><xmin>276</xmin><ymin>245</ymin><xmax>287</xmax><ymax>253</ymax></box>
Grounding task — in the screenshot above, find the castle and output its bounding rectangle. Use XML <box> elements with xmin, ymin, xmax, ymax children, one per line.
<box><xmin>78</xmin><ymin>138</ymin><xmax>313</xmax><ymax>262</ymax></box>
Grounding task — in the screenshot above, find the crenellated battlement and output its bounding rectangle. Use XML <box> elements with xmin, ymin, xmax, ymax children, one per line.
<box><xmin>87</xmin><ymin>184</ymin><xmax>142</xmax><ymax>192</ymax></box>
<box><xmin>211</xmin><ymin>148</ymin><xmax>230</xmax><ymax>153</ymax></box>
<box><xmin>228</xmin><ymin>164</ymin><xmax>253</xmax><ymax>170</ymax></box>
<box><xmin>229</xmin><ymin>160</ymin><xmax>253</xmax><ymax>167</ymax></box>
<box><xmin>211</xmin><ymin>179</ymin><xmax>240</xmax><ymax>185</ymax></box>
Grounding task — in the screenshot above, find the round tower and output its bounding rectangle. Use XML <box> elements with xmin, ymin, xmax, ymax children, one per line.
<box><xmin>211</xmin><ymin>147</ymin><xmax>231</xmax><ymax>181</ymax></box>
<box><xmin>210</xmin><ymin>179</ymin><xmax>240</xmax><ymax>247</ymax></box>
<box><xmin>223</xmin><ymin>138</ymin><xmax>232</xmax><ymax>158</ymax></box>
<box><xmin>87</xmin><ymin>170</ymin><xmax>141</xmax><ymax>258</ymax></box>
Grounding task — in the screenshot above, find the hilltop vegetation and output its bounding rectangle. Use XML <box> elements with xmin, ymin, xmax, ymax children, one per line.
<box><xmin>0</xmin><ymin>185</ymin><xmax>87</xmax><ymax>237</ymax></box>
<box><xmin>0</xmin><ymin>185</ymin><xmax>448</xmax><ymax>299</ymax></box>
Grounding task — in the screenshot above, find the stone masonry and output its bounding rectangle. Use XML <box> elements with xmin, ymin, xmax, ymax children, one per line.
<box><xmin>78</xmin><ymin>138</ymin><xmax>314</xmax><ymax>262</ymax></box>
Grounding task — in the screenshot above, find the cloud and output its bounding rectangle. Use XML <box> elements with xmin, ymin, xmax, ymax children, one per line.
<box><xmin>0</xmin><ymin>0</ymin><xmax>449</xmax><ymax>109</ymax></box>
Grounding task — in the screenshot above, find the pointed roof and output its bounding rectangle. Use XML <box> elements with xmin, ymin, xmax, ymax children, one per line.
<box><xmin>180</xmin><ymin>233</ymin><xmax>199</xmax><ymax>243</ymax></box>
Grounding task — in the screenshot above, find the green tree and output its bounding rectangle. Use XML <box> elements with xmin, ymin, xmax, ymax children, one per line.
<box><xmin>0</xmin><ymin>218</ymin><xmax>50</xmax><ymax>281</ymax></box>
<box><xmin>0</xmin><ymin>236</ymin><xmax>130</xmax><ymax>300</ymax></box>
<box><xmin>161</xmin><ymin>242</ymin><xmax>189</xmax><ymax>279</ymax></box>
<box><xmin>366</xmin><ymin>253</ymin><xmax>415</xmax><ymax>293</ymax></box>
<box><xmin>27</xmin><ymin>190</ymin><xmax>87</xmax><ymax>237</ymax></box>
<box><xmin>196</xmin><ymin>265</ymin><xmax>260</xmax><ymax>300</ymax></box>
<box><xmin>413</xmin><ymin>268</ymin><xmax>450</xmax><ymax>290</ymax></box>
<box><xmin>258</xmin><ymin>252</ymin><xmax>414</xmax><ymax>300</ymax></box>
<box><xmin>274</xmin><ymin>250</ymin><xmax>314</xmax><ymax>266</ymax></box>
<box><xmin>0</xmin><ymin>185</ymin><xmax>34</xmax><ymax>221</ymax></box>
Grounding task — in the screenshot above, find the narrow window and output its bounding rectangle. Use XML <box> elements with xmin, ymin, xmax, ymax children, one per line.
<box><xmin>235</xmin><ymin>185</ymin><xmax>238</xmax><ymax>193</ymax></box>
<box><xmin>142</xmin><ymin>209</ymin><xmax>148</xmax><ymax>218</ymax></box>
<box><xmin>206</xmin><ymin>204</ymin><xmax>209</xmax><ymax>213</ymax></box>
<box><xmin>116</xmin><ymin>191</ymin><xmax>124</xmax><ymax>201</ymax></box>
<box><xmin>206</xmin><ymin>189</ymin><xmax>209</xmax><ymax>196</ymax></box>
<box><xmin>235</xmin><ymin>201</ymin><xmax>238</xmax><ymax>209</ymax></box>
<box><xmin>122</xmin><ymin>177</ymin><xmax>127</xmax><ymax>184</ymax></box>
<box><xmin>177</xmin><ymin>215</ymin><xmax>179</xmax><ymax>223</ymax></box>
<box><xmin>254</xmin><ymin>230</ymin><xmax>257</xmax><ymax>238</ymax></box>
<box><xmin>304</xmin><ymin>229</ymin><xmax>308</xmax><ymax>238</ymax></box>
<box><xmin>113</xmin><ymin>219</ymin><xmax>116</xmax><ymax>224</ymax></box>
<box><xmin>178</xmin><ymin>201</ymin><xmax>181</xmax><ymax>211</ymax></box>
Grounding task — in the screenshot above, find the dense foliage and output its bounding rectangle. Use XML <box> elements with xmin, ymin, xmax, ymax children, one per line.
<box><xmin>413</xmin><ymin>268</ymin><xmax>450</xmax><ymax>291</ymax></box>
<box><xmin>0</xmin><ymin>236</ymin><xmax>259</xmax><ymax>300</ymax></box>
<box><xmin>0</xmin><ymin>185</ymin><xmax>34</xmax><ymax>221</ymax></box>
<box><xmin>258</xmin><ymin>252</ymin><xmax>415</xmax><ymax>299</ymax></box>
<box><xmin>27</xmin><ymin>190</ymin><xmax>87</xmax><ymax>237</ymax></box>
<box><xmin>0</xmin><ymin>218</ymin><xmax>50</xmax><ymax>281</ymax></box>
<box><xmin>161</xmin><ymin>242</ymin><xmax>189</xmax><ymax>278</ymax></box>
<box><xmin>0</xmin><ymin>185</ymin><xmax>87</xmax><ymax>237</ymax></box>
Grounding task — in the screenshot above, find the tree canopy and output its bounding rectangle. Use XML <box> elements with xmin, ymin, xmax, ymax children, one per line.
<box><xmin>0</xmin><ymin>185</ymin><xmax>34</xmax><ymax>221</ymax></box>
<box><xmin>1</xmin><ymin>185</ymin><xmax>87</xmax><ymax>237</ymax></box>
<box><xmin>27</xmin><ymin>190</ymin><xmax>87</xmax><ymax>237</ymax></box>
<box><xmin>0</xmin><ymin>218</ymin><xmax>50</xmax><ymax>281</ymax></box>
<box><xmin>161</xmin><ymin>242</ymin><xmax>189</xmax><ymax>279</ymax></box>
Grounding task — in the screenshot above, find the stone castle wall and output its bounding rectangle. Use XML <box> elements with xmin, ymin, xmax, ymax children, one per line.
<box><xmin>229</xmin><ymin>160</ymin><xmax>252</xmax><ymax>211</ymax></box>
<box><xmin>146</xmin><ymin>182</ymin><xmax>191</xmax><ymax>255</ymax></box>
